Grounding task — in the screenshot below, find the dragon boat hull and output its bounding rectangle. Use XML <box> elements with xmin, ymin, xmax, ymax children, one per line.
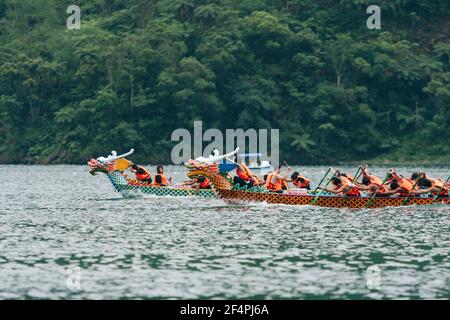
<box><xmin>215</xmin><ymin>189</ymin><xmax>450</xmax><ymax>208</ymax></box>
<box><xmin>186</xmin><ymin>167</ymin><xmax>450</xmax><ymax>209</ymax></box>
<box><xmin>88</xmin><ymin>150</ymin><xmax>216</xmax><ymax>199</ymax></box>
<box><xmin>105</xmin><ymin>172</ymin><xmax>215</xmax><ymax>198</ymax></box>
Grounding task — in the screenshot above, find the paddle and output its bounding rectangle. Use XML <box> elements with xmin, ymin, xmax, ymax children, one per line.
<box><xmin>312</xmin><ymin>167</ymin><xmax>332</xmax><ymax>194</ymax></box>
<box><xmin>433</xmin><ymin>175</ymin><xmax>450</xmax><ymax>202</ymax></box>
<box><xmin>312</xmin><ymin>168</ymin><xmax>337</xmax><ymax>205</ymax></box>
<box><xmin>282</xmin><ymin>161</ymin><xmax>291</xmax><ymax>192</ymax></box>
<box><xmin>402</xmin><ymin>172</ymin><xmax>424</xmax><ymax>205</ymax></box>
<box><xmin>347</xmin><ymin>165</ymin><xmax>364</xmax><ymax>185</ymax></box>
<box><xmin>365</xmin><ymin>173</ymin><xmax>390</xmax><ymax>208</ymax></box>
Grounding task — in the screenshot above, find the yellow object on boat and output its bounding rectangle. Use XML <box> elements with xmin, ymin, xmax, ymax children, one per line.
<box><xmin>114</xmin><ymin>158</ymin><xmax>133</xmax><ymax>172</ymax></box>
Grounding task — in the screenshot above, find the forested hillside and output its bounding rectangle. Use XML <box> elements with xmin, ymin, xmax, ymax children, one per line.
<box><xmin>0</xmin><ymin>0</ymin><xmax>449</xmax><ymax>164</ymax></box>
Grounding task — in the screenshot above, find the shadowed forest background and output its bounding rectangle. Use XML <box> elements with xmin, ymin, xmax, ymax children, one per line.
<box><xmin>0</xmin><ymin>0</ymin><xmax>449</xmax><ymax>164</ymax></box>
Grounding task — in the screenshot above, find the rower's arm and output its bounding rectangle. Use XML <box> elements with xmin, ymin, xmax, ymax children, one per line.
<box><xmin>326</xmin><ymin>186</ymin><xmax>345</xmax><ymax>194</ymax></box>
<box><xmin>354</xmin><ymin>182</ymin><xmax>367</xmax><ymax>188</ymax></box>
<box><xmin>282</xmin><ymin>168</ymin><xmax>292</xmax><ymax>180</ymax></box>
<box><xmin>379</xmin><ymin>188</ymin><xmax>401</xmax><ymax>195</ymax></box>
<box><xmin>411</xmin><ymin>187</ymin><xmax>439</xmax><ymax>195</ymax></box>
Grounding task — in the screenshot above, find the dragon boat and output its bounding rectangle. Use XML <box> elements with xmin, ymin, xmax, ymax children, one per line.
<box><xmin>88</xmin><ymin>149</ymin><xmax>215</xmax><ymax>198</ymax></box>
<box><xmin>186</xmin><ymin>163</ymin><xmax>450</xmax><ymax>209</ymax></box>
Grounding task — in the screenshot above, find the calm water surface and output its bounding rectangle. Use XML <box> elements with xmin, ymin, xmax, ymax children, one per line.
<box><xmin>0</xmin><ymin>165</ymin><xmax>449</xmax><ymax>299</ymax></box>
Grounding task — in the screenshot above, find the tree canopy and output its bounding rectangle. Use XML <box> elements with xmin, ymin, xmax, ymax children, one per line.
<box><xmin>0</xmin><ymin>0</ymin><xmax>449</xmax><ymax>164</ymax></box>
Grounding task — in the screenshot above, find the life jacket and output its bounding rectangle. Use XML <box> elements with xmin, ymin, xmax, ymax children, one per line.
<box><xmin>199</xmin><ymin>177</ymin><xmax>210</xmax><ymax>189</ymax></box>
<box><xmin>239</xmin><ymin>163</ymin><xmax>264</xmax><ymax>185</ymax></box>
<box><xmin>265</xmin><ymin>173</ymin><xmax>283</xmax><ymax>192</ymax></box>
<box><xmin>236</xmin><ymin>167</ymin><xmax>251</xmax><ymax>181</ymax></box>
<box><xmin>398</xmin><ymin>178</ymin><xmax>413</xmax><ymax>197</ymax></box>
<box><xmin>136</xmin><ymin>168</ymin><xmax>151</xmax><ymax>181</ymax></box>
<box><xmin>154</xmin><ymin>174</ymin><xmax>168</xmax><ymax>186</ymax></box>
<box><xmin>430</xmin><ymin>178</ymin><xmax>449</xmax><ymax>196</ymax></box>
<box><xmin>292</xmin><ymin>175</ymin><xmax>310</xmax><ymax>189</ymax></box>
<box><xmin>341</xmin><ymin>176</ymin><xmax>360</xmax><ymax>196</ymax></box>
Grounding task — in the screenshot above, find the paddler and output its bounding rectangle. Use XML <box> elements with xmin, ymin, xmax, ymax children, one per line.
<box><xmin>234</xmin><ymin>162</ymin><xmax>264</xmax><ymax>188</ymax></box>
<box><xmin>194</xmin><ymin>176</ymin><xmax>211</xmax><ymax>190</ymax></box>
<box><xmin>410</xmin><ymin>174</ymin><xmax>449</xmax><ymax>197</ymax></box>
<box><xmin>323</xmin><ymin>171</ymin><xmax>360</xmax><ymax>196</ymax></box>
<box><xmin>234</xmin><ymin>165</ymin><xmax>255</xmax><ymax>188</ymax></box>
<box><xmin>378</xmin><ymin>170</ymin><xmax>413</xmax><ymax>197</ymax></box>
<box><xmin>154</xmin><ymin>165</ymin><xmax>172</xmax><ymax>186</ymax></box>
<box><xmin>290</xmin><ymin>172</ymin><xmax>311</xmax><ymax>190</ymax></box>
<box><xmin>339</xmin><ymin>172</ymin><xmax>355</xmax><ymax>182</ymax></box>
<box><xmin>354</xmin><ymin>166</ymin><xmax>386</xmax><ymax>195</ymax></box>
<box><xmin>131</xmin><ymin>164</ymin><xmax>152</xmax><ymax>184</ymax></box>
<box><xmin>184</xmin><ymin>175</ymin><xmax>211</xmax><ymax>190</ymax></box>
<box><xmin>265</xmin><ymin>166</ymin><xmax>292</xmax><ymax>193</ymax></box>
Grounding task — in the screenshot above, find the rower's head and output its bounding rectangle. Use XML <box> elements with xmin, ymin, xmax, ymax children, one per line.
<box><xmin>298</xmin><ymin>177</ymin><xmax>306</xmax><ymax>184</ymax></box>
<box><xmin>157</xmin><ymin>165</ymin><xmax>164</xmax><ymax>174</ymax></box>
<box><xmin>419</xmin><ymin>178</ymin><xmax>432</xmax><ymax>188</ymax></box>
<box><xmin>362</xmin><ymin>176</ymin><xmax>370</xmax><ymax>186</ymax></box>
<box><xmin>131</xmin><ymin>164</ymin><xmax>139</xmax><ymax>170</ymax></box>
<box><xmin>390</xmin><ymin>179</ymin><xmax>399</xmax><ymax>190</ymax></box>
<box><xmin>291</xmin><ymin>172</ymin><xmax>299</xmax><ymax>180</ymax></box>
<box><xmin>411</xmin><ymin>172</ymin><xmax>423</xmax><ymax>181</ymax></box>
<box><xmin>331</xmin><ymin>177</ymin><xmax>342</xmax><ymax>186</ymax></box>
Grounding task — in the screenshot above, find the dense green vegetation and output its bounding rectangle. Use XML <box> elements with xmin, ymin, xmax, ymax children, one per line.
<box><xmin>0</xmin><ymin>0</ymin><xmax>449</xmax><ymax>164</ymax></box>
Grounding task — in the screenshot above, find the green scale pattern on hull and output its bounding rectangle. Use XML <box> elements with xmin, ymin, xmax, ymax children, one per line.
<box><xmin>107</xmin><ymin>171</ymin><xmax>215</xmax><ymax>198</ymax></box>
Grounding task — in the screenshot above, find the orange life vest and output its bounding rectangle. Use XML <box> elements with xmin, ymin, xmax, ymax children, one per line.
<box><xmin>292</xmin><ymin>175</ymin><xmax>310</xmax><ymax>188</ymax></box>
<box><xmin>236</xmin><ymin>168</ymin><xmax>251</xmax><ymax>181</ymax></box>
<box><xmin>341</xmin><ymin>176</ymin><xmax>360</xmax><ymax>196</ymax></box>
<box><xmin>398</xmin><ymin>178</ymin><xmax>413</xmax><ymax>196</ymax></box>
<box><xmin>239</xmin><ymin>163</ymin><xmax>264</xmax><ymax>185</ymax></box>
<box><xmin>265</xmin><ymin>173</ymin><xmax>283</xmax><ymax>192</ymax></box>
<box><xmin>430</xmin><ymin>178</ymin><xmax>449</xmax><ymax>196</ymax></box>
<box><xmin>154</xmin><ymin>174</ymin><xmax>168</xmax><ymax>186</ymax></box>
<box><xmin>136</xmin><ymin>168</ymin><xmax>151</xmax><ymax>181</ymax></box>
<box><xmin>199</xmin><ymin>177</ymin><xmax>210</xmax><ymax>189</ymax></box>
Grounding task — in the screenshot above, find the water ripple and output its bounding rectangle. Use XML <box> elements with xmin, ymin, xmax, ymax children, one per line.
<box><xmin>0</xmin><ymin>165</ymin><xmax>449</xmax><ymax>299</ymax></box>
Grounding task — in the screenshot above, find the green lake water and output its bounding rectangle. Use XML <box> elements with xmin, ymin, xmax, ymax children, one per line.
<box><xmin>0</xmin><ymin>165</ymin><xmax>449</xmax><ymax>299</ymax></box>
